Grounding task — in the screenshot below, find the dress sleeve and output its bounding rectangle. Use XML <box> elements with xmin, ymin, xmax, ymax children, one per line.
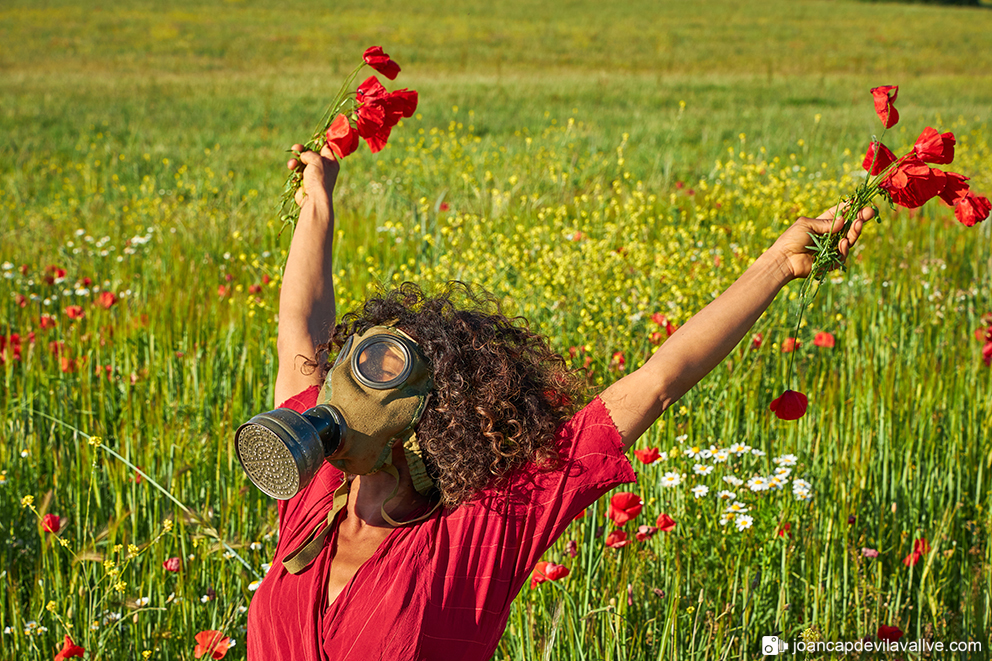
<box><xmin>462</xmin><ymin>396</ymin><xmax>637</xmax><ymax>573</ymax></box>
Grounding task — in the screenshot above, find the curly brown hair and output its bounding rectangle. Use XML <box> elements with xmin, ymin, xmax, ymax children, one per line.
<box><xmin>312</xmin><ymin>281</ymin><xmax>583</xmax><ymax>507</ymax></box>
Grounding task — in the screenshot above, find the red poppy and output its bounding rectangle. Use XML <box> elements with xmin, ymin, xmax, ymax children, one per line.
<box><xmin>248</xmin><ymin>284</ymin><xmax>263</xmax><ymax>295</ymax></box>
<box><xmin>913</xmin><ymin>537</ymin><xmax>931</xmax><ymax>555</ymax></box>
<box><xmin>938</xmin><ymin>172</ymin><xmax>971</xmax><ymax>206</ymax></box>
<box><xmin>39</xmin><ymin>315</ymin><xmax>57</xmax><ymax>330</ymax></box>
<box><xmin>633</xmin><ymin>447</ymin><xmax>661</xmax><ymax>464</ymax></box>
<box><xmin>604</xmin><ymin>530</ymin><xmax>631</xmax><ymax>548</ymax></box>
<box><xmin>44</xmin><ymin>265</ymin><xmax>67</xmax><ymax>286</ymax></box>
<box><xmin>655</xmin><ymin>513</ymin><xmax>676</xmax><ymax>532</ymax></box>
<box><xmin>54</xmin><ymin>634</ymin><xmax>85</xmax><ymax>660</ymax></box>
<box><xmin>325</xmin><ymin>114</ymin><xmax>360</xmax><ymax>159</ymax></box>
<box><xmin>363</xmin><ymin>46</ymin><xmax>401</xmax><ymax>80</ymax></box>
<box><xmin>530</xmin><ymin>560</ymin><xmax>570</xmax><ymax>588</ymax></box>
<box><xmin>610</xmin><ymin>351</ymin><xmax>626</xmax><ymax>371</ymax></box>
<box><xmin>15</xmin><ymin>293</ymin><xmax>27</xmax><ymax>308</ymax></box>
<box><xmin>217</xmin><ymin>285</ymin><xmax>229</xmax><ymax>298</ymax></box>
<box><xmin>65</xmin><ymin>305</ymin><xmax>85</xmax><ymax>320</ymax></box>
<box><xmin>650</xmin><ymin>312</ymin><xmax>666</xmax><ymax>325</ymax></box>
<box><xmin>354</xmin><ymin>76</ymin><xmax>418</xmax><ymax>153</ymax></box>
<box><xmin>913</xmin><ymin>127</ymin><xmax>955</xmax><ymax>165</ymax></box>
<box><xmin>194</xmin><ymin>630</ymin><xmax>233</xmax><ymax>660</ymax></box>
<box><xmin>777</xmin><ymin>522</ymin><xmax>792</xmax><ymax>538</ymax></box>
<box><xmin>769</xmin><ymin>390</ymin><xmax>808</xmax><ymax>421</ymax></box>
<box><xmin>982</xmin><ymin>341</ymin><xmax>992</xmax><ymax>367</ymax></box>
<box><xmin>49</xmin><ymin>340</ymin><xmax>65</xmax><ymax>356</ymax></box>
<box><xmin>813</xmin><ymin>331</ymin><xmax>835</xmax><ymax>348</ymax></box>
<box><xmin>861</xmin><ymin>141</ymin><xmax>897</xmax><ymax>176</ymax></box>
<box><xmin>648</xmin><ymin>331</ymin><xmax>664</xmax><ymax>345</ymax></box>
<box><xmin>607</xmin><ymin>492</ymin><xmax>643</xmax><ymax>526</ymax></box>
<box><xmin>163</xmin><ymin>557</ymin><xmax>182</xmax><ymax>572</ymax></box>
<box><xmin>665</xmin><ymin>320</ymin><xmax>679</xmax><ymax>336</ymax></box>
<box><xmin>750</xmin><ymin>333</ymin><xmax>763</xmax><ymax>350</ymax></box>
<box><xmin>954</xmin><ymin>192</ymin><xmax>991</xmax><ymax>227</ymax></box>
<box><xmin>60</xmin><ymin>356</ymin><xmax>78</xmax><ymax>373</ymax></box>
<box><xmin>880</xmin><ymin>158</ymin><xmax>946</xmax><ymax>209</ymax></box>
<box><xmin>781</xmin><ymin>337</ymin><xmax>800</xmax><ymax>353</ymax></box>
<box><xmin>97</xmin><ymin>291</ymin><xmax>117</xmax><ymax>309</ymax></box>
<box><xmin>877</xmin><ymin>625</ymin><xmax>904</xmax><ymax>642</ymax></box>
<box><xmin>870</xmin><ymin>85</ymin><xmax>899</xmax><ymax>129</ymax></box>
<box><xmin>42</xmin><ymin>514</ymin><xmax>61</xmax><ymax>533</ymax></box>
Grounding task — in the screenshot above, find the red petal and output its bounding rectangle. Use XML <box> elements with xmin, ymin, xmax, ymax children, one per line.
<box><xmin>913</xmin><ymin>127</ymin><xmax>955</xmax><ymax>165</ymax></box>
<box><xmin>861</xmin><ymin>141</ymin><xmax>897</xmax><ymax>176</ymax></box>
<box><xmin>325</xmin><ymin>114</ymin><xmax>360</xmax><ymax>159</ymax></box>
<box><xmin>362</xmin><ymin>46</ymin><xmax>401</xmax><ymax>80</ymax></box>
<box><xmin>938</xmin><ymin>172</ymin><xmax>971</xmax><ymax>206</ymax></box>
<box><xmin>954</xmin><ymin>192</ymin><xmax>991</xmax><ymax>227</ymax></box>
<box><xmin>870</xmin><ymin>85</ymin><xmax>899</xmax><ymax>129</ymax></box>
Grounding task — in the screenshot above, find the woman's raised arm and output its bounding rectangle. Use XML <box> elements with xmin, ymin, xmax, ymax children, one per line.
<box><xmin>273</xmin><ymin>144</ymin><xmax>340</xmax><ymax>407</ymax></box>
<box><xmin>599</xmin><ymin>207</ymin><xmax>872</xmax><ymax>450</ymax></box>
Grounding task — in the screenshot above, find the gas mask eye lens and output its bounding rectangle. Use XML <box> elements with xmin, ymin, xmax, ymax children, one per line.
<box><xmin>353</xmin><ymin>337</ymin><xmax>411</xmax><ymax>389</ymax></box>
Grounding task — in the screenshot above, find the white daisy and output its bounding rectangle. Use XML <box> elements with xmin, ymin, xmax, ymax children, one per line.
<box><xmin>693</xmin><ymin>464</ymin><xmax>714</xmax><ymax>476</ymax></box>
<box><xmin>675</xmin><ymin>434</ymin><xmax>688</xmax><ymax>443</ymax></box>
<box><xmin>248</xmin><ymin>580</ymin><xmax>262</xmax><ymax>592</ymax></box>
<box><xmin>773</xmin><ymin>454</ymin><xmax>798</xmax><ymax>467</ymax></box>
<box><xmin>794</xmin><ymin>489</ymin><xmax>813</xmax><ymax>502</ymax></box>
<box><xmin>719</xmin><ymin>512</ymin><xmax>735</xmax><ymax>526</ymax></box>
<box><xmin>684</xmin><ymin>445</ymin><xmax>705</xmax><ymax>460</ymax></box>
<box><xmin>773</xmin><ymin>467</ymin><xmax>792</xmax><ymax>479</ymax></box>
<box><xmin>728</xmin><ymin>443</ymin><xmax>750</xmax><ymax>456</ymax></box>
<box><xmin>751</xmin><ymin>449</ymin><xmax>766</xmax><ymax>457</ymax></box>
<box><xmin>135</xmin><ymin>597</ymin><xmax>150</xmax><ymax>608</ymax></box>
<box><xmin>701</xmin><ymin>445</ymin><xmax>716</xmax><ymax>459</ymax></box>
<box><xmin>691</xmin><ymin>485</ymin><xmax>709</xmax><ymax>499</ymax></box>
<box><xmin>792</xmin><ymin>479</ymin><xmax>812</xmax><ymax>493</ymax></box>
<box><xmin>723</xmin><ymin>475</ymin><xmax>744</xmax><ymax>487</ymax></box>
<box><xmin>767</xmin><ymin>476</ymin><xmax>786</xmax><ymax>490</ymax></box>
<box><xmin>747</xmin><ymin>476</ymin><xmax>769</xmax><ymax>492</ymax></box>
<box><xmin>735</xmin><ymin>514</ymin><xmax>754</xmax><ymax>531</ymax></box>
<box><xmin>725</xmin><ymin>501</ymin><xmax>749</xmax><ymax>514</ymax></box>
<box><xmin>711</xmin><ymin>449</ymin><xmax>730</xmax><ymax>463</ymax></box>
<box><xmin>717</xmin><ymin>489</ymin><xmax>736</xmax><ymax>500</ymax></box>
<box><xmin>660</xmin><ymin>472</ymin><xmax>683</xmax><ymax>488</ymax></box>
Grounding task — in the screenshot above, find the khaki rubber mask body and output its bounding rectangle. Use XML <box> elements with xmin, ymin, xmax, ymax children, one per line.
<box><xmin>235</xmin><ymin>326</ymin><xmax>432</xmax><ymax>500</ymax></box>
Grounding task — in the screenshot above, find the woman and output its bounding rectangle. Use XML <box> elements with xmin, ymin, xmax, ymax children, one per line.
<box><xmin>246</xmin><ymin>144</ymin><xmax>869</xmax><ymax>660</ymax></box>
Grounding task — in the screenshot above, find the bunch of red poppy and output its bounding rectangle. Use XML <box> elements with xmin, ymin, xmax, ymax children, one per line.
<box><xmin>864</xmin><ymin>86</ymin><xmax>989</xmax><ymax>226</ymax></box>
<box><xmin>323</xmin><ymin>46</ymin><xmax>418</xmax><ymax>159</ymax></box>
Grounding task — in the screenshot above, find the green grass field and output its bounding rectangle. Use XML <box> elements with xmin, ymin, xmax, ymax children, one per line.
<box><xmin>2</xmin><ymin>1</ymin><xmax>991</xmax><ymax>659</ymax></box>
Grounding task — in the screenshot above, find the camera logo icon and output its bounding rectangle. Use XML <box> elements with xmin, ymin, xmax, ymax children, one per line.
<box><xmin>762</xmin><ymin>635</ymin><xmax>788</xmax><ymax>656</ymax></box>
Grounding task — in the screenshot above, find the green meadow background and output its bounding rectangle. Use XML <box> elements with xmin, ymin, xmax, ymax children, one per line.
<box><xmin>2</xmin><ymin>0</ymin><xmax>991</xmax><ymax>659</ymax></box>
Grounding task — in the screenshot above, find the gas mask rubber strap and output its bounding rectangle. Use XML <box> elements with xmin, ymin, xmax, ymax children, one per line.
<box><xmin>282</xmin><ymin>475</ymin><xmax>350</xmax><ymax>575</ymax></box>
<box><xmin>379</xmin><ymin>463</ymin><xmax>442</xmax><ymax>527</ymax></box>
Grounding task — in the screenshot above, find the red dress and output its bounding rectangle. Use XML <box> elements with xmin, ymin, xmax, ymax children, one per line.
<box><xmin>247</xmin><ymin>386</ymin><xmax>636</xmax><ymax>660</ymax></box>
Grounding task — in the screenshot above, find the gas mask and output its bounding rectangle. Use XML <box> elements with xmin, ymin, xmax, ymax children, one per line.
<box><xmin>235</xmin><ymin>325</ymin><xmax>435</xmax><ymax>501</ymax></box>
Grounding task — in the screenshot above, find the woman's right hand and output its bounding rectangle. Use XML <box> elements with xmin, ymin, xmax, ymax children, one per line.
<box><xmin>287</xmin><ymin>143</ymin><xmax>340</xmax><ymax>210</ymax></box>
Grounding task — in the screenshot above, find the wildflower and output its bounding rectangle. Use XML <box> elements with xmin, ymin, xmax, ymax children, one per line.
<box><xmin>719</xmin><ymin>512</ymin><xmax>735</xmax><ymax>526</ymax></box>
<box><xmin>903</xmin><ymin>537</ymin><xmax>930</xmax><ymax>567</ymax></box>
<box><xmin>42</xmin><ymin>514</ymin><xmax>61</xmax><ymax>533</ymax></box>
<box><xmin>135</xmin><ymin>597</ymin><xmax>150</xmax><ymax>607</ymax></box>
<box><xmin>722</xmin><ymin>475</ymin><xmax>744</xmax><ymax>487</ymax></box>
<box><xmin>248</xmin><ymin>580</ymin><xmax>262</xmax><ymax>591</ymax></box>
<box><xmin>604</xmin><ymin>530</ymin><xmax>631</xmax><ymax>549</ymax></box>
<box><xmin>607</xmin><ymin>492</ymin><xmax>643</xmax><ymax>526</ymax></box>
<box><xmin>781</xmin><ymin>337</ymin><xmax>800</xmax><ymax>353</ymax></box>
<box><xmin>813</xmin><ymin>331</ymin><xmax>835</xmax><ymax>348</ymax></box>
<box><xmin>862</xmin><ymin>140</ymin><xmax>897</xmax><ymax>175</ymax></box>
<box><xmin>325</xmin><ymin>114</ymin><xmax>360</xmax><ymax>159</ymax></box>
<box><xmin>683</xmin><ymin>445</ymin><xmax>705</xmax><ymax>460</ymax></box>
<box><xmin>633</xmin><ymin>447</ymin><xmax>661</xmax><ymax>464</ymax></box>
<box><xmin>880</xmin><ymin>158</ymin><xmax>947</xmax><ymax>209</ymax></box>
<box><xmin>773</xmin><ymin>467</ymin><xmax>792</xmax><ymax>479</ymax></box>
<box><xmin>792</xmin><ymin>479</ymin><xmax>812</xmax><ymax>492</ymax></box>
<box><xmin>716</xmin><ymin>490</ymin><xmax>736</xmax><ymax>500</ymax></box>
<box><xmin>690</xmin><ymin>485</ymin><xmax>709</xmax><ymax>499</ymax></box>
<box><xmin>728</xmin><ymin>443</ymin><xmax>749</xmax><ymax>456</ymax></box>
<box><xmin>862</xmin><ymin>547</ymin><xmax>879</xmax><ymax>558</ymax></box>
<box><xmin>767</xmin><ymin>476</ymin><xmax>786</xmax><ymax>490</ymax></box>
<box><xmin>635</xmin><ymin>525</ymin><xmax>658</xmax><ymax>541</ymax></box>
<box><xmin>750</xmin><ymin>448</ymin><xmax>766</xmax><ymax>457</ymax></box>
<box><xmin>609</xmin><ymin>351</ymin><xmax>625</xmax><ymax>371</ymax></box>
<box><xmin>65</xmin><ymin>305</ymin><xmax>85</xmax><ymax>320</ymax></box>
<box><xmin>773</xmin><ymin>454</ymin><xmax>798</xmax><ymax>467</ymax></box>
<box><xmin>250</xmin><ymin>542</ymin><xmax>262</xmax><ymax>551</ymax></box>
<box><xmin>20</xmin><ymin>494</ymin><xmax>34</xmax><ymax>507</ymax></box>
<box><xmin>735</xmin><ymin>514</ymin><xmax>754</xmax><ymax>531</ymax></box>
<box><xmin>362</xmin><ymin>46</ymin><xmax>401</xmax><ymax>80</ymax></box>
<box><xmin>725</xmin><ymin>501</ymin><xmax>748</xmax><ymax>514</ymax></box>
<box><xmin>193</xmin><ymin>630</ymin><xmax>233</xmax><ymax>660</ymax></box>
<box><xmin>876</xmin><ymin>625</ymin><xmax>904</xmax><ymax>642</ymax></box>
<box><xmin>39</xmin><ymin>315</ymin><xmax>57</xmax><ymax>330</ymax></box>
<box><xmin>692</xmin><ymin>464</ymin><xmax>713</xmax><ymax>476</ymax></box>
<box><xmin>848</xmin><ymin>514</ymin><xmax>857</xmax><ymax>525</ymax></box>
<box><xmin>870</xmin><ymin>85</ymin><xmax>899</xmax><ymax>128</ymax></box>
<box><xmin>530</xmin><ymin>561</ymin><xmax>570</xmax><ymax>588</ymax></box>
<box><xmin>769</xmin><ymin>390</ymin><xmax>808</xmax><ymax>421</ymax></box>
<box><xmin>354</xmin><ymin>76</ymin><xmax>418</xmax><ymax>153</ymax></box>
<box><xmin>97</xmin><ymin>291</ymin><xmax>117</xmax><ymax>309</ymax></box>
<box><xmin>777</xmin><ymin>523</ymin><xmax>792</xmax><ymax>538</ymax></box>
<box><xmin>655</xmin><ymin>513</ymin><xmax>676</xmax><ymax>532</ymax></box>
<box><xmin>54</xmin><ymin>634</ymin><xmax>85</xmax><ymax>660</ymax></box>
<box><xmin>659</xmin><ymin>472</ymin><xmax>682</xmax><ymax>488</ymax></box>
<box><xmin>711</xmin><ymin>449</ymin><xmax>729</xmax><ymax>463</ymax></box>
<box><xmin>939</xmin><ymin>171</ymin><xmax>972</xmax><ymax>206</ymax></box>
<box><xmin>747</xmin><ymin>477</ymin><xmax>769</xmax><ymax>492</ymax></box>
<box><xmin>954</xmin><ymin>191</ymin><xmax>991</xmax><ymax>227</ymax></box>
<box><xmin>913</xmin><ymin>126</ymin><xmax>955</xmax><ymax>165</ymax></box>
<box><xmin>794</xmin><ymin>489</ymin><xmax>813</xmax><ymax>502</ymax></box>
<box><xmin>750</xmin><ymin>332</ymin><xmax>763</xmax><ymax>349</ymax></box>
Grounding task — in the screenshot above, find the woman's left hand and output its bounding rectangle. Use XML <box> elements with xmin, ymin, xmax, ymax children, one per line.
<box><xmin>771</xmin><ymin>206</ymin><xmax>874</xmax><ymax>281</ymax></box>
